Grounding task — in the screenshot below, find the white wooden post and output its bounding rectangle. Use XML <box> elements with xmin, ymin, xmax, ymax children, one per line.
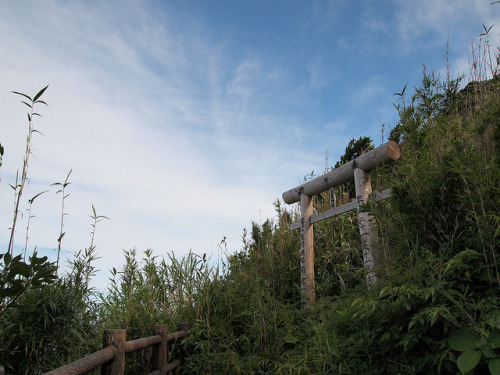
<box><xmin>300</xmin><ymin>194</ymin><xmax>316</xmax><ymax>307</ymax></box>
<box><xmin>354</xmin><ymin>167</ymin><xmax>379</xmax><ymax>284</ymax></box>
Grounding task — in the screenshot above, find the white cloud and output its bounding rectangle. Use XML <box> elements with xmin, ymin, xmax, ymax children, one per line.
<box><xmin>395</xmin><ymin>1</ymin><xmax>461</xmax><ymax>42</ymax></box>
<box><xmin>361</xmin><ymin>8</ymin><xmax>391</xmax><ymax>37</ymax></box>
<box><xmin>394</xmin><ymin>0</ymin><xmax>496</xmax><ymax>45</ymax></box>
<box><xmin>357</xmin><ymin>76</ymin><xmax>386</xmax><ymax>103</ymax></box>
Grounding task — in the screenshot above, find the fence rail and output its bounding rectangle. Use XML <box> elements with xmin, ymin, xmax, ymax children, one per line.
<box><xmin>44</xmin><ymin>322</ymin><xmax>189</xmax><ymax>375</ymax></box>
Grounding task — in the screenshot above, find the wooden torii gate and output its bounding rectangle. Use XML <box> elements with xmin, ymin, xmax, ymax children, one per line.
<box><xmin>282</xmin><ymin>140</ymin><xmax>401</xmax><ymax>307</ymax></box>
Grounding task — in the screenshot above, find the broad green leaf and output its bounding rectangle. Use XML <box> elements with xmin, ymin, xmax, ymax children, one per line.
<box><xmin>482</xmin><ymin>346</ymin><xmax>497</xmax><ymax>358</ymax></box>
<box><xmin>488</xmin><ymin>330</ymin><xmax>500</xmax><ymax>349</ymax></box>
<box><xmin>457</xmin><ymin>350</ymin><xmax>481</xmax><ymax>373</ymax></box>
<box><xmin>0</xmin><ymin>287</ymin><xmax>21</xmax><ymax>298</ymax></box>
<box><xmin>430</xmin><ymin>310</ymin><xmax>438</xmax><ymax>326</ymax></box>
<box><xmin>10</xmin><ymin>262</ymin><xmax>31</xmax><ymax>278</ymax></box>
<box><xmin>408</xmin><ymin>319</ymin><xmax>416</xmax><ymax>330</ymax></box>
<box><xmin>450</xmin><ymin>328</ymin><xmax>478</xmax><ymax>352</ymax></box>
<box><xmin>489</xmin><ymin>358</ymin><xmax>500</xmax><ymax>375</ymax></box>
<box><xmin>33</xmin><ymin>85</ymin><xmax>49</xmax><ymax>101</ymax></box>
<box><xmin>4</xmin><ymin>252</ymin><xmax>11</xmax><ymax>266</ymax></box>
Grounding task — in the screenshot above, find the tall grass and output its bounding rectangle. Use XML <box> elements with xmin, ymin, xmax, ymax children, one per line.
<box><xmin>7</xmin><ymin>86</ymin><xmax>48</xmax><ymax>256</ymax></box>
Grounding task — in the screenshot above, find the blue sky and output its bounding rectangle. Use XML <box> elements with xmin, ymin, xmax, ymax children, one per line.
<box><xmin>1</xmin><ymin>0</ymin><xmax>499</xmax><ymax>290</ymax></box>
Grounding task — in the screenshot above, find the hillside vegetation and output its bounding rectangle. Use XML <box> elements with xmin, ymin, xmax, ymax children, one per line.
<box><xmin>1</xmin><ymin>37</ymin><xmax>499</xmax><ymax>374</ymax></box>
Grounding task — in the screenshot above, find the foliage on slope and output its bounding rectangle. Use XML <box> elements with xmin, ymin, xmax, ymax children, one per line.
<box><xmin>180</xmin><ymin>65</ymin><xmax>500</xmax><ymax>374</ymax></box>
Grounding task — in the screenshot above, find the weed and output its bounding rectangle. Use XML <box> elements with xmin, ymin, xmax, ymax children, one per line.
<box><xmin>8</xmin><ymin>85</ymin><xmax>48</xmax><ymax>256</ymax></box>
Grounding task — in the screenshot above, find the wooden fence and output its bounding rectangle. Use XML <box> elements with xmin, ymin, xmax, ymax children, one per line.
<box><xmin>43</xmin><ymin>322</ymin><xmax>189</xmax><ymax>375</ymax></box>
<box><xmin>282</xmin><ymin>140</ymin><xmax>401</xmax><ymax>307</ymax></box>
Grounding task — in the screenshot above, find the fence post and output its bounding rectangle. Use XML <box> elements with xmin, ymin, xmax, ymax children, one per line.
<box><xmin>152</xmin><ymin>325</ymin><xmax>169</xmax><ymax>375</ymax></box>
<box><xmin>354</xmin><ymin>167</ymin><xmax>379</xmax><ymax>284</ymax></box>
<box><xmin>300</xmin><ymin>193</ymin><xmax>316</xmax><ymax>307</ymax></box>
<box><xmin>174</xmin><ymin>322</ymin><xmax>189</xmax><ymax>375</ymax></box>
<box><xmin>101</xmin><ymin>329</ymin><xmax>126</xmax><ymax>375</ymax></box>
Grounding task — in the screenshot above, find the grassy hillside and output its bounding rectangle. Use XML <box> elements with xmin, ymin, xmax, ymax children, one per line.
<box><xmin>1</xmin><ymin>38</ymin><xmax>499</xmax><ymax>374</ymax></box>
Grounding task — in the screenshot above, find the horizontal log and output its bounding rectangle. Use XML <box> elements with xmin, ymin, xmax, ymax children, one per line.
<box><xmin>282</xmin><ymin>141</ymin><xmax>400</xmax><ymax>204</ymax></box>
<box><xmin>125</xmin><ymin>335</ymin><xmax>162</xmax><ymax>353</ymax></box>
<box><xmin>167</xmin><ymin>330</ymin><xmax>188</xmax><ymax>341</ymax></box>
<box><xmin>43</xmin><ymin>346</ymin><xmax>117</xmax><ymax>375</ymax></box>
<box><xmin>123</xmin><ymin>328</ymin><xmax>187</xmax><ymax>353</ymax></box>
<box><xmin>147</xmin><ymin>360</ymin><xmax>181</xmax><ymax>375</ymax></box>
<box><xmin>289</xmin><ymin>189</ymin><xmax>392</xmax><ymax>230</ymax></box>
<box><xmin>165</xmin><ymin>359</ymin><xmax>181</xmax><ymax>372</ymax></box>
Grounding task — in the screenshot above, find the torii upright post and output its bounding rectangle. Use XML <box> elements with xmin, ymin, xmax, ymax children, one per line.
<box><xmin>354</xmin><ymin>166</ymin><xmax>379</xmax><ymax>284</ymax></box>
<box><xmin>300</xmin><ymin>193</ymin><xmax>316</xmax><ymax>307</ymax></box>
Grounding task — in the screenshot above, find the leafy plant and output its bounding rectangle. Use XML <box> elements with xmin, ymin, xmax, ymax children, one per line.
<box><xmin>8</xmin><ymin>85</ymin><xmax>49</xmax><ymax>256</ymax></box>
<box><xmin>449</xmin><ymin>328</ymin><xmax>500</xmax><ymax>374</ymax></box>
<box><xmin>52</xmin><ymin>169</ymin><xmax>72</xmax><ymax>271</ymax></box>
<box><xmin>23</xmin><ymin>190</ymin><xmax>47</xmax><ymax>261</ymax></box>
<box><xmin>0</xmin><ymin>250</ymin><xmax>57</xmax><ymax>318</ymax></box>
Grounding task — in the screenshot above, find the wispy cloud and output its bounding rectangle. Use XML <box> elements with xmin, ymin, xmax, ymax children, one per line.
<box><xmin>308</xmin><ymin>0</ymin><xmax>343</xmax><ymax>35</ymax></box>
<box><xmin>394</xmin><ymin>0</ymin><xmax>497</xmax><ymax>46</ymax></box>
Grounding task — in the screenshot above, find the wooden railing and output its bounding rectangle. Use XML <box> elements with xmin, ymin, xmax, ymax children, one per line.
<box><xmin>43</xmin><ymin>322</ymin><xmax>189</xmax><ymax>375</ymax></box>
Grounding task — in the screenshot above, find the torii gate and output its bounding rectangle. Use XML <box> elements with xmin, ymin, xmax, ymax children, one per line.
<box><xmin>282</xmin><ymin>141</ymin><xmax>401</xmax><ymax>307</ymax></box>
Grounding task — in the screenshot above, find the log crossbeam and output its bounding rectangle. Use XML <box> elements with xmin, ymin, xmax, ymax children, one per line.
<box><xmin>289</xmin><ymin>189</ymin><xmax>392</xmax><ymax>231</ymax></box>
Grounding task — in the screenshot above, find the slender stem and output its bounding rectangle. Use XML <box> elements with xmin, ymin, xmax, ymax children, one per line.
<box><xmin>56</xmin><ymin>185</ymin><xmax>66</xmax><ymax>272</ymax></box>
<box><xmin>23</xmin><ymin>202</ymin><xmax>33</xmax><ymax>262</ymax></box>
<box><xmin>8</xmin><ymin>105</ymin><xmax>34</xmax><ymax>256</ymax></box>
